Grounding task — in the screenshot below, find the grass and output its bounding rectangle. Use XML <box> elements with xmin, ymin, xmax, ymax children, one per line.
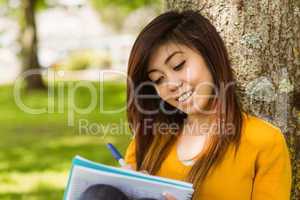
<box><xmin>0</xmin><ymin>81</ymin><xmax>132</xmax><ymax>199</ymax></box>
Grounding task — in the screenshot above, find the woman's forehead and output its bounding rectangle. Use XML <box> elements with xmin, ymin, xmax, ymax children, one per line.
<box><xmin>148</xmin><ymin>42</ymin><xmax>187</xmax><ymax>69</ymax></box>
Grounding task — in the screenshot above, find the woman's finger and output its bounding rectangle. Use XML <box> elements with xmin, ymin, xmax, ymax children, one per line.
<box><xmin>162</xmin><ymin>192</ymin><xmax>177</xmax><ymax>200</ymax></box>
<box><xmin>139</xmin><ymin>170</ymin><xmax>149</xmax><ymax>174</ymax></box>
<box><xmin>120</xmin><ymin>164</ymin><xmax>133</xmax><ymax>170</ymax></box>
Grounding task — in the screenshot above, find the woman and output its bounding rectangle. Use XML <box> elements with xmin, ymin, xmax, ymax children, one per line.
<box><xmin>124</xmin><ymin>10</ymin><xmax>292</xmax><ymax>200</ymax></box>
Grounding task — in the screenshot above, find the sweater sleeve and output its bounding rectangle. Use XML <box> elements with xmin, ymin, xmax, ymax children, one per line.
<box><xmin>124</xmin><ymin>139</ymin><xmax>137</xmax><ymax>170</ymax></box>
<box><xmin>251</xmin><ymin>129</ymin><xmax>292</xmax><ymax>200</ymax></box>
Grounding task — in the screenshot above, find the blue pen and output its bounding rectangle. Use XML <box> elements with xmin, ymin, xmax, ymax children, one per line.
<box><xmin>106</xmin><ymin>143</ymin><xmax>127</xmax><ymax>166</ymax></box>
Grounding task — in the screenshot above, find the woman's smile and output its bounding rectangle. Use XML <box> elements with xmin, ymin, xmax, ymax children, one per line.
<box><xmin>176</xmin><ymin>89</ymin><xmax>194</xmax><ymax>106</ymax></box>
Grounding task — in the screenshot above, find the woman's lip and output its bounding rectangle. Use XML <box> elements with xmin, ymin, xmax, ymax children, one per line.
<box><xmin>176</xmin><ymin>90</ymin><xmax>193</xmax><ymax>101</ymax></box>
<box><xmin>177</xmin><ymin>90</ymin><xmax>194</xmax><ymax>103</ymax></box>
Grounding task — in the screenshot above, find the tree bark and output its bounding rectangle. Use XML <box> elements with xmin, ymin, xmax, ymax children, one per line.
<box><xmin>20</xmin><ymin>0</ymin><xmax>46</xmax><ymax>90</ymax></box>
<box><xmin>165</xmin><ymin>0</ymin><xmax>300</xmax><ymax>199</ymax></box>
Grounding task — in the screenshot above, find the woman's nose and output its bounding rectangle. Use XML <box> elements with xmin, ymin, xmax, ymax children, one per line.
<box><xmin>166</xmin><ymin>80</ymin><xmax>183</xmax><ymax>92</ymax></box>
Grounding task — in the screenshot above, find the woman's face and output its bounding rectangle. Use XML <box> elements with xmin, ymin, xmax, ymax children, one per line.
<box><xmin>147</xmin><ymin>42</ymin><xmax>215</xmax><ymax>115</ymax></box>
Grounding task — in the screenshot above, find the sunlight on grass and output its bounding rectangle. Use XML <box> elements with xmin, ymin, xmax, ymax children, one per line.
<box><xmin>46</xmin><ymin>135</ymin><xmax>124</xmax><ymax>149</ymax></box>
<box><xmin>0</xmin><ymin>171</ymin><xmax>68</xmax><ymax>194</ymax></box>
<box><xmin>0</xmin><ymin>81</ymin><xmax>131</xmax><ymax>199</ymax></box>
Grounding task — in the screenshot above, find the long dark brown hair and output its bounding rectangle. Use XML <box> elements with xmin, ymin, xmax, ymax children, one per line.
<box><xmin>126</xmin><ymin>10</ymin><xmax>244</xmax><ymax>199</ymax></box>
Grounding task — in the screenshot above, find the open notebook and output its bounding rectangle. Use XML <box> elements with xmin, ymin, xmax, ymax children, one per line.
<box><xmin>64</xmin><ymin>155</ymin><xmax>194</xmax><ymax>200</ymax></box>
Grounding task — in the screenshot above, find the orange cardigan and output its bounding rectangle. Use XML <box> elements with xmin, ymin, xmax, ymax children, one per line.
<box><xmin>124</xmin><ymin>113</ymin><xmax>292</xmax><ymax>200</ymax></box>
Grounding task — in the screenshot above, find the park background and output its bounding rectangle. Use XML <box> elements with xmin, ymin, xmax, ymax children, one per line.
<box><xmin>0</xmin><ymin>0</ymin><xmax>299</xmax><ymax>200</ymax></box>
<box><xmin>0</xmin><ymin>0</ymin><xmax>161</xmax><ymax>199</ymax></box>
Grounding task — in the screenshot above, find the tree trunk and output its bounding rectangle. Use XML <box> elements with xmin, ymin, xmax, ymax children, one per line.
<box><xmin>165</xmin><ymin>0</ymin><xmax>300</xmax><ymax>199</ymax></box>
<box><xmin>20</xmin><ymin>0</ymin><xmax>46</xmax><ymax>90</ymax></box>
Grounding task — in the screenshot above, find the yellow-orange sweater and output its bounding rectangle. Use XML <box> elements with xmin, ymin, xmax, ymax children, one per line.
<box><xmin>124</xmin><ymin>113</ymin><xmax>292</xmax><ymax>200</ymax></box>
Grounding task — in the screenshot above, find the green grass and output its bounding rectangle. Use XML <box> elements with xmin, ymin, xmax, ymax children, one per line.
<box><xmin>0</xmin><ymin>81</ymin><xmax>132</xmax><ymax>199</ymax></box>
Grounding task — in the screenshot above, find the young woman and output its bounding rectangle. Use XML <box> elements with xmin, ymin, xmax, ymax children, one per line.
<box><xmin>124</xmin><ymin>10</ymin><xmax>292</xmax><ymax>200</ymax></box>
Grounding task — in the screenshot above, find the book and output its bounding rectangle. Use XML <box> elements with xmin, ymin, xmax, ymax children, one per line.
<box><xmin>63</xmin><ymin>155</ymin><xmax>194</xmax><ymax>200</ymax></box>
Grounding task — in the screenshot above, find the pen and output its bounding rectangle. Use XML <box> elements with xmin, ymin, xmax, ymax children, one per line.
<box><xmin>106</xmin><ymin>143</ymin><xmax>127</xmax><ymax>167</ymax></box>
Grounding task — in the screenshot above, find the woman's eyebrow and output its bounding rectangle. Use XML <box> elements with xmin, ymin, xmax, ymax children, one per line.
<box><xmin>147</xmin><ymin>50</ymin><xmax>183</xmax><ymax>74</ymax></box>
<box><xmin>164</xmin><ymin>50</ymin><xmax>183</xmax><ymax>64</ymax></box>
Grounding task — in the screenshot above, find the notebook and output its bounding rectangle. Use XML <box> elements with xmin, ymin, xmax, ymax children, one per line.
<box><xmin>63</xmin><ymin>155</ymin><xmax>194</xmax><ymax>200</ymax></box>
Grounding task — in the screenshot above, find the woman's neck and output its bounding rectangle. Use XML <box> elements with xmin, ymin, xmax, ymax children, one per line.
<box><xmin>182</xmin><ymin>113</ymin><xmax>216</xmax><ymax>137</ymax></box>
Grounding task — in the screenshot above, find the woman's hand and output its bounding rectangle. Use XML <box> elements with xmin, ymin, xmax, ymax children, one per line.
<box><xmin>121</xmin><ymin>164</ymin><xmax>133</xmax><ymax>170</ymax></box>
<box><xmin>121</xmin><ymin>164</ymin><xmax>149</xmax><ymax>174</ymax></box>
<box><xmin>163</xmin><ymin>192</ymin><xmax>177</xmax><ymax>200</ymax></box>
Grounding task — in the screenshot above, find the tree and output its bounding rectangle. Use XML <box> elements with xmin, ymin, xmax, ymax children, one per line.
<box><xmin>19</xmin><ymin>0</ymin><xmax>46</xmax><ymax>90</ymax></box>
<box><xmin>164</xmin><ymin>0</ymin><xmax>300</xmax><ymax>199</ymax></box>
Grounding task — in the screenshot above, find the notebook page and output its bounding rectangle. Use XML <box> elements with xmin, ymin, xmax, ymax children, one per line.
<box><xmin>74</xmin><ymin>156</ymin><xmax>193</xmax><ymax>189</ymax></box>
<box><xmin>65</xmin><ymin>165</ymin><xmax>193</xmax><ymax>200</ymax></box>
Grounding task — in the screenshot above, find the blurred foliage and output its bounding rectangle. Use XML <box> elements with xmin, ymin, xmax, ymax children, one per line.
<box><xmin>0</xmin><ymin>0</ymin><xmax>7</xmax><ymax>5</ymax></box>
<box><xmin>90</xmin><ymin>0</ymin><xmax>161</xmax><ymax>13</ymax></box>
<box><xmin>0</xmin><ymin>81</ymin><xmax>132</xmax><ymax>199</ymax></box>
<box><xmin>0</xmin><ymin>0</ymin><xmax>47</xmax><ymax>16</ymax></box>
<box><xmin>35</xmin><ymin>0</ymin><xmax>48</xmax><ymax>11</ymax></box>
<box><xmin>52</xmin><ymin>50</ymin><xmax>112</xmax><ymax>71</ymax></box>
<box><xmin>90</xmin><ymin>0</ymin><xmax>161</xmax><ymax>31</ymax></box>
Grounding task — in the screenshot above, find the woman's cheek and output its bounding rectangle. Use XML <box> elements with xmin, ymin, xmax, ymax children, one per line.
<box><xmin>192</xmin><ymin>85</ymin><xmax>214</xmax><ymax>112</ymax></box>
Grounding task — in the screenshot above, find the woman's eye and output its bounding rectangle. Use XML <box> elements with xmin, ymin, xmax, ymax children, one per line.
<box><xmin>173</xmin><ymin>60</ymin><xmax>185</xmax><ymax>71</ymax></box>
<box><xmin>154</xmin><ymin>77</ymin><xmax>163</xmax><ymax>84</ymax></box>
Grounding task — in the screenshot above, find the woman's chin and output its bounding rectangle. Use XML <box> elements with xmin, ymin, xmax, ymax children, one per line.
<box><xmin>179</xmin><ymin>102</ymin><xmax>214</xmax><ymax>115</ymax></box>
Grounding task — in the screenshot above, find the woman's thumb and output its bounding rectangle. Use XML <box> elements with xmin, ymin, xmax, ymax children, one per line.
<box><xmin>140</xmin><ymin>170</ymin><xmax>149</xmax><ymax>174</ymax></box>
<box><xmin>121</xmin><ymin>164</ymin><xmax>133</xmax><ymax>170</ymax></box>
<box><xmin>162</xmin><ymin>192</ymin><xmax>177</xmax><ymax>200</ymax></box>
